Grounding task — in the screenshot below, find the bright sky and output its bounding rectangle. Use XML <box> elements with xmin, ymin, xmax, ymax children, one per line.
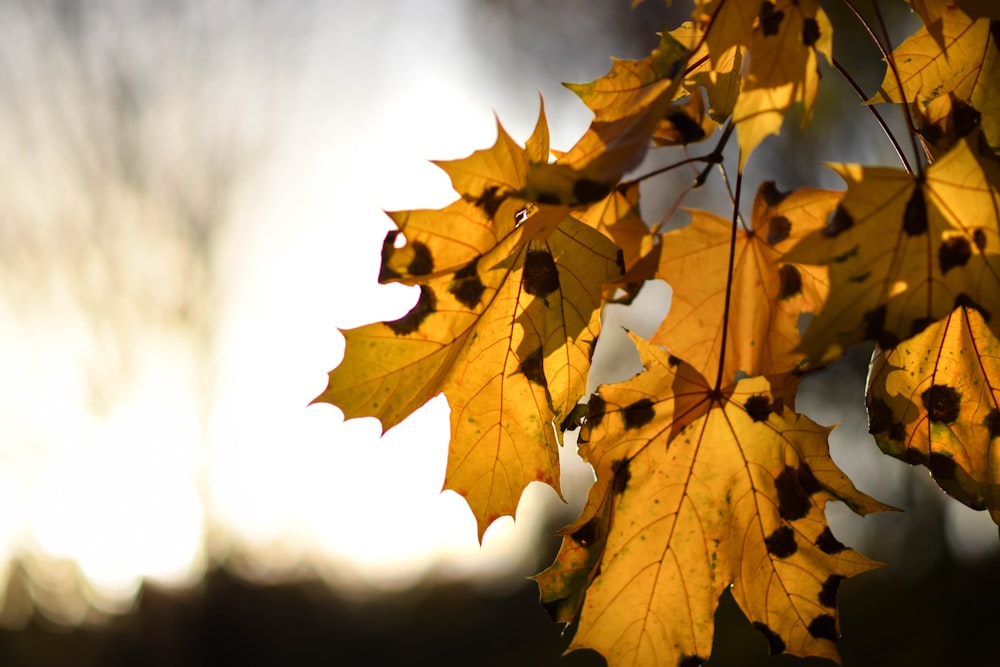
<box><xmin>0</xmin><ymin>0</ymin><xmax>996</xmax><ymax>627</ymax></box>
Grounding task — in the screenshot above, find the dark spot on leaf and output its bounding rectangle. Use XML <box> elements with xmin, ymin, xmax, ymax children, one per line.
<box><xmin>407</xmin><ymin>241</ymin><xmax>434</xmax><ymax>276</ymax></box>
<box><xmin>765</xmin><ymin>525</ymin><xmax>798</xmax><ymax>558</ymax></box>
<box><xmin>571</xmin><ymin>517</ymin><xmax>599</xmax><ymax>546</ymax></box>
<box><xmin>798</xmin><ymin>463</ymin><xmax>822</xmax><ymax>495</ymax></box>
<box><xmin>611</xmin><ymin>458</ymin><xmax>631</xmax><ymax>494</ymax></box>
<box><xmin>760</xmin><ymin>181</ymin><xmax>788</xmax><ymax>207</ymax></box>
<box><xmin>807</xmin><ymin>614</ymin><xmax>838</xmax><ymax>642</ymax></box>
<box><xmin>668</xmin><ymin>354</ymin><xmax>681</xmax><ymax>367</ymax></box>
<box><xmin>863</xmin><ymin>305</ymin><xmax>900</xmax><ymax>349</ymax></box>
<box><xmin>955</xmin><ymin>293</ymin><xmax>992</xmax><ymax>322</ymax></box>
<box><xmin>802</xmin><ymin>17</ymin><xmax>820</xmax><ymax>46</ymax></box>
<box><xmin>536</xmin><ymin>192</ymin><xmax>562</xmax><ymax>205</ymax></box>
<box><xmin>585</xmin><ymin>338</ymin><xmax>598</xmax><ymax>363</ymax></box>
<box><xmin>939</xmin><ymin>236</ymin><xmax>972</xmax><ymax>273</ymax></box>
<box><xmin>767</xmin><ymin>215</ymin><xmax>791</xmax><ymax>245</ymax></box>
<box><xmin>386</xmin><ymin>285</ymin><xmax>435</xmax><ymax>335</ymax></box>
<box><xmin>622</xmin><ymin>398</ymin><xmax>655</xmax><ymax>430</ymax></box>
<box><xmin>752</xmin><ymin>621</ymin><xmax>786</xmax><ymax>655</ymax></box>
<box><xmin>759</xmin><ymin>2</ymin><xmax>784</xmax><ymax>36</ymax></box>
<box><xmin>819</xmin><ymin>574</ymin><xmax>845</xmax><ymax>608</ymax></box>
<box><xmin>587</xmin><ymin>393</ymin><xmax>607</xmax><ymax>429</ymax></box>
<box><xmin>815</xmin><ymin>526</ymin><xmax>846</xmax><ymax>554</ymax></box>
<box><xmin>449</xmin><ymin>256</ymin><xmax>486</xmax><ymax>309</ymax></box>
<box><xmin>778</xmin><ymin>264</ymin><xmax>803</xmax><ymax>299</ymax></box>
<box><xmin>775</xmin><ymin>466</ymin><xmax>811</xmax><ymax>521</ymax></box>
<box><xmin>665</xmin><ymin>111</ymin><xmax>706</xmax><ymax>144</ymax></box>
<box><xmin>991</xmin><ymin>20</ymin><xmax>1000</xmax><ymax>50</ymax></box>
<box><xmin>985</xmin><ymin>408</ymin><xmax>1000</xmax><ymax>439</ymax></box>
<box><xmin>519</xmin><ymin>346</ymin><xmax>548</xmax><ymax>389</ymax></box>
<box><xmin>921</xmin><ymin>384</ymin><xmax>961</xmax><ymax>423</ymax></box>
<box><xmin>678</xmin><ymin>655</ymin><xmax>706</xmax><ymax>667</ymax></box>
<box><xmin>848</xmin><ymin>271</ymin><xmax>871</xmax><ymax>283</ymax></box>
<box><xmin>824</xmin><ymin>206</ymin><xmax>854</xmax><ymax>237</ymax></box>
<box><xmin>832</xmin><ymin>245</ymin><xmax>859</xmax><ymax>263</ymax></box>
<box><xmin>921</xmin><ymin>123</ymin><xmax>943</xmax><ymax>147</ymax></box>
<box><xmin>523</xmin><ymin>249</ymin><xmax>560</xmax><ymax>297</ymax></box>
<box><xmin>573</xmin><ymin>179</ymin><xmax>612</xmax><ymax>204</ymax></box>
<box><xmin>973</xmin><ymin>229</ymin><xmax>987</xmax><ymax>250</ymax></box>
<box><xmin>475</xmin><ymin>186</ymin><xmax>504</xmax><ymax>218</ymax></box>
<box><xmin>903</xmin><ymin>447</ymin><xmax>927</xmax><ymax>465</ymax></box>
<box><xmin>379</xmin><ymin>231</ymin><xmax>402</xmax><ymax>282</ymax></box>
<box><xmin>902</xmin><ymin>183</ymin><xmax>928</xmax><ymax>236</ymax></box>
<box><xmin>745</xmin><ymin>395</ymin><xmax>773</xmax><ymax>423</ymax></box>
<box><xmin>615</xmin><ymin>248</ymin><xmax>626</xmax><ymax>275</ymax></box>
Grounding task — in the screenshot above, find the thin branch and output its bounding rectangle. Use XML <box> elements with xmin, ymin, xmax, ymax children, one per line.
<box><xmin>840</xmin><ymin>0</ymin><xmax>890</xmax><ymax>61</ymax></box>
<box><xmin>714</xmin><ymin>163</ymin><xmax>743</xmax><ymax>393</ymax></box>
<box><xmin>717</xmin><ymin>161</ymin><xmax>747</xmax><ymax>230</ymax></box>
<box><xmin>871</xmin><ymin>0</ymin><xmax>924</xmax><ymax>173</ymax></box>
<box><xmin>832</xmin><ymin>57</ymin><xmax>912</xmax><ymax>174</ymax></box>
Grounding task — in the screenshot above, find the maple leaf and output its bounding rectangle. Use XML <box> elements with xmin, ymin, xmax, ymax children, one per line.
<box><xmin>650</xmin><ymin>182</ymin><xmax>837</xmax><ymax>385</ymax></box>
<box><xmin>538</xmin><ymin>334</ymin><xmax>889</xmax><ymax>666</ymax></box>
<box><xmin>315</xmin><ymin>113</ymin><xmax>625</xmax><ymax>538</ymax></box>
<box><xmin>524</xmin><ymin>31</ymin><xmax>689</xmax><ymax>205</ymax></box>
<box><xmin>571</xmin><ymin>182</ymin><xmax>660</xmax><ymax>303</ymax></box>
<box><xmin>869</xmin><ymin>8</ymin><xmax>1000</xmax><ymax>154</ymax></box>
<box><xmin>670</xmin><ymin>22</ymin><xmax>743</xmax><ymax>123</ymax></box>
<box><xmin>695</xmin><ymin>0</ymin><xmax>833</xmax><ymax>168</ymax></box>
<box><xmin>785</xmin><ymin>137</ymin><xmax>1000</xmax><ymax>364</ymax></box>
<box><xmin>868</xmin><ymin>305</ymin><xmax>1000</xmax><ymax>524</ymax></box>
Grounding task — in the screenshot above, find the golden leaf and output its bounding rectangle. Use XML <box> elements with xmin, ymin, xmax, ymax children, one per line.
<box><xmin>651</xmin><ymin>182</ymin><xmax>837</xmax><ymax>384</ymax></box>
<box><xmin>868</xmin><ymin>305</ymin><xmax>1000</xmax><ymax>524</ymax></box>
<box><xmin>785</xmin><ymin>137</ymin><xmax>1000</xmax><ymax>364</ymax></box>
<box><xmin>544</xmin><ymin>334</ymin><xmax>889</xmax><ymax>667</ymax></box>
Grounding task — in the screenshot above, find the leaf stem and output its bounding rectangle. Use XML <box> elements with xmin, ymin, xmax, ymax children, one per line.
<box><xmin>714</xmin><ymin>164</ymin><xmax>743</xmax><ymax>392</ymax></box>
<box><xmin>832</xmin><ymin>57</ymin><xmax>912</xmax><ymax>174</ymax></box>
<box><xmin>870</xmin><ymin>0</ymin><xmax>924</xmax><ymax>174</ymax></box>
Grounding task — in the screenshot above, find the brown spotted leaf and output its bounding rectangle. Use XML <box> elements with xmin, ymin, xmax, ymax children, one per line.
<box><xmin>545</xmin><ymin>334</ymin><xmax>888</xmax><ymax>667</ymax></box>
<box><xmin>870</xmin><ymin>8</ymin><xmax>1000</xmax><ymax>154</ymax></box>
<box><xmin>316</xmin><ymin>118</ymin><xmax>625</xmax><ymax>538</ymax></box>
<box><xmin>868</xmin><ymin>305</ymin><xmax>1000</xmax><ymax>524</ymax></box>
<box><xmin>785</xmin><ymin>137</ymin><xmax>1000</xmax><ymax>364</ymax></box>
<box><xmin>523</xmin><ymin>32</ymin><xmax>688</xmax><ymax>205</ymax></box>
<box><xmin>651</xmin><ymin>182</ymin><xmax>837</xmax><ymax>384</ymax></box>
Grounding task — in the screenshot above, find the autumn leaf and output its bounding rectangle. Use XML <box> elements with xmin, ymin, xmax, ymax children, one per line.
<box><xmin>315</xmin><ymin>115</ymin><xmax>625</xmax><ymax>538</ymax></box>
<box><xmin>695</xmin><ymin>0</ymin><xmax>833</xmax><ymax>168</ymax></box>
<box><xmin>650</xmin><ymin>181</ymin><xmax>837</xmax><ymax>385</ymax></box>
<box><xmin>524</xmin><ymin>31</ymin><xmax>689</xmax><ymax>205</ymax></box>
<box><xmin>785</xmin><ymin>137</ymin><xmax>1000</xmax><ymax>364</ymax></box>
<box><xmin>541</xmin><ymin>334</ymin><xmax>888</xmax><ymax>666</ymax></box>
<box><xmin>868</xmin><ymin>305</ymin><xmax>1000</xmax><ymax>524</ymax></box>
<box><xmin>670</xmin><ymin>21</ymin><xmax>743</xmax><ymax>123</ymax></box>
<box><xmin>870</xmin><ymin>8</ymin><xmax>1000</xmax><ymax>154</ymax></box>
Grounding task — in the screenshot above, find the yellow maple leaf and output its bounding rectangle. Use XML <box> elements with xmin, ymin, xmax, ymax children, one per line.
<box><xmin>870</xmin><ymin>8</ymin><xmax>1000</xmax><ymax>154</ymax></box>
<box><xmin>651</xmin><ymin>182</ymin><xmax>837</xmax><ymax>385</ymax></box>
<box><xmin>315</xmin><ymin>114</ymin><xmax>626</xmax><ymax>538</ymax></box>
<box><xmin>540</xmin><ymin>334</ymin><xmax>889</xmax><ymax>666</ymax></box>
<box><xmin>868</xmin><ymin>305</ymin><xmax>1000</xmax><ymax>524</ymax></box>
<box><xmin>785</xmin><ymin>137</ymin><xmax>1000</xmax><ymax>364</ymax></box>
<box><xmin>524</xmin><ymin>32</ymin><xmax>689</xmax><ymax>205</ymax></box>
<box><xmin>731</xmin><ymin>0</ymin><xmax>833</xmax><ymax>169</ymax></box>
<box><xmin>670</xmin><ymin>21</ymin><xmax>743</xmax><ymax>122</ymax></box>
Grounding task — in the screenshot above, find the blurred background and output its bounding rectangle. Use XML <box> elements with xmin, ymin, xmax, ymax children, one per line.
<box><xmin>0</xmin><ymin>0</ymin><xmax>996</xmax><ymax>665</ymax></box>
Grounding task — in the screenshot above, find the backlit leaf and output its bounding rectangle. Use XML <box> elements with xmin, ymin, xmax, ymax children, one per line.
<box><xmin>785</xmin><ymin>137</ymin><xmax>1000</xmax><ymax>364</ymax></box>
<box><xmin>868</xmin><ymin>305</ymin><xmax>1000</xmax><ymax>524</ymax></box>
<box><xmin>651</xmin><ymin>182</ymin><xmax>837</xmax><ymax>384</ymax></box>
<box><xmin>549</xmin><ymin>334</ymin><xmax>888</xmax><ymax>667</ymax></box>
<box><xmin>870</xmin><ymin>8</ymin><xmax>1000</xmax><ymax>153</ymax></box>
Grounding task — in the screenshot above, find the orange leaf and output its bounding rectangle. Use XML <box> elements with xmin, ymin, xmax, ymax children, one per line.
<box><xmin>543</xmin><ymin>334</ymin><xmax>889</xmax><ymax>666</ymax></box>
<box><xmin>652</xmin><ymin>182</ymin><xmax>837</xmax><ymax>384</ymax></box>
<box><xmin>868</xmin><ymin>305</ymin><xmax>1000</xmax><ymax>524</ymax></box>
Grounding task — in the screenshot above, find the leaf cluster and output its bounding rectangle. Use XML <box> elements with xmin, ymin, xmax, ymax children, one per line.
<box><xmin>315</xmin><ymin>1</ymin><xmax>1000</xmax><ymax>665</ymax></box>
